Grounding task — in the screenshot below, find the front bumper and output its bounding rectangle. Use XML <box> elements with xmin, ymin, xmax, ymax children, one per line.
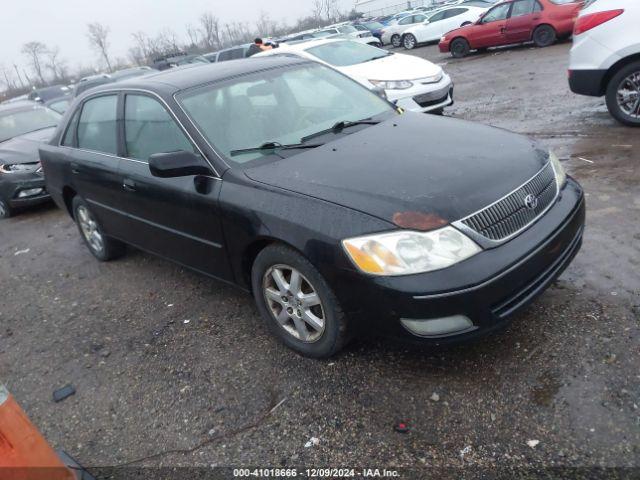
<box><xmin>0</xmin><ymin>172</ymin><xmax>51</xmax><ymax>208</ymax></box>
<box><xmin>390</xmin><ymin>74</ymin><xmax>454</xmax><ymax>113</ymax></box>
<box><xmin>333</xmin><ymin>178</ymin><xmax>585</xmax><ymax>345</ymax></box>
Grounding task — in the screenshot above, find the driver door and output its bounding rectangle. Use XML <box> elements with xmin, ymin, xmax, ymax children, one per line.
<box><xmin>474</xmin><ymin>2</ymin><xmax>513</xmax><ymax>48</ymax></box>
<box><xmin>115</xmin><ymin>92</ymin><xmax>232</xmax><ymax>280</ymax></box>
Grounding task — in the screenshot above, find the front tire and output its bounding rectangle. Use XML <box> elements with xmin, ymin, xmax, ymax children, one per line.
<box><xmin>605</xmin><ymin>60</ymin><xmax>640</xmax><ymax>127</ymax></box>
<box><xmin>391</xmin><ymin>34</ymin><xmax>401</xmax><ymax>48</ymax></box>
<box><xmin>251</xmin><ymin>244</ymin><xmax>350</xmax><ymax>358</ymax></box>
<box><xmin>450</xmin><ymin>38</ymin><xmax>470</xmax><ymax>58</ymax></box>
<box><xmin>0</xmin><ymin>199</ymin><xmax>13</xmax><ymax>219</ymax></box>
<box><xmin>72</xmin><ymin>197</ymin><xmax>125</xmax><ymax>261</ymax></box>
<box><xmin>532</xmin><ymin>25</ymin><xmax>556</xmax><ymax>48</ymax></box>
<box><xmin>403</xmin><ymin>33</ymin><xmax>417</xmax><ymax>50</ymax></box>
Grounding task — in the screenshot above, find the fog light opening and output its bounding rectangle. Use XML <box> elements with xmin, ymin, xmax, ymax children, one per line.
<box><xmin>400</xmin><ymin>315</ymin><xmax>476</xmax><ymax>338</ymax></box>
<box><xmin>17</xmin><ymin>188</ymin><xmax>44</xmax><ymax>198</ymax></box>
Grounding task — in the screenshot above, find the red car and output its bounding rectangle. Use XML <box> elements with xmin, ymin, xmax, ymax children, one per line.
<box><xmin>439</xmin><ymin>0</ymin><xmax>583</xmax><ymax>58</ymax></box>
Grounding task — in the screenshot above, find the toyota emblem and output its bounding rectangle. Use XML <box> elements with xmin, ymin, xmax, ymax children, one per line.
<box><xmin>524</xmin><ymin>194</ymin><xmax>538</xmax><ymax>210</ymax></box>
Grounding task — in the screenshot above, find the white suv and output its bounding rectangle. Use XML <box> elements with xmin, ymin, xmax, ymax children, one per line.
<box><xmin>568</xmin><ymin>0</ymin><xmax>640</xmax><ymax>126</ymax></box>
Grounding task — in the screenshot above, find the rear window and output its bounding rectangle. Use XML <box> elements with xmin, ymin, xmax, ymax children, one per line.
<box><xmin>306</xmin><ymin>41</ymin><xmax>390</xmax><ymax>67</ymax></box>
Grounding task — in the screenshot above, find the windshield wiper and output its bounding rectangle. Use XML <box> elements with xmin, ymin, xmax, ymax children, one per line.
<box><xmin>301</xmin><ymin>119</ymin><xmax>380</xmax><ymax>143</ymax></box>
<box><xmin>229</xmin><ymin>141</ymin><xmax>324</xmax><ymax>157</ymax></box>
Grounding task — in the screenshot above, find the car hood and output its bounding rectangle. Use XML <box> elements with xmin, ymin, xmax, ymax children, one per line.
<box><xmin>244</xmin><ymin>113</ymin><xmax>550</xmax><ymax>227</ymax></box>
<box><xmin>0</xmin><ymin>127</ymin><xmax>56</xmax><ymax>164</ymax></box>
<box><xmin>341</xmin><ymin>52</ymin><xmax>441</xmax><ymax>81</ymax></box>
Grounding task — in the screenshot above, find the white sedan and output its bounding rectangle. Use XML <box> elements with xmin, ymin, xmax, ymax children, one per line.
<box><xmin>380</xmin><ymin>12</ymin><xmax>430</xmax><ymax>47</ymax></box>
<box><xmin>402</xmin><ymin>5</ymin><xmax>488</xmax><ymax>50</ymax></box>
<box><xmin>256</xmin><ymin>39</ymin><xmax>453</xmax><ymax>114</ymax></box>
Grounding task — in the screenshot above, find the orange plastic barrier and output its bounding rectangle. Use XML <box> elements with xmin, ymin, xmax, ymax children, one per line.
<box><xmin>0</xmin><ymin>385</ymin><xmax>76</xmax><ymax>480</ymax></box>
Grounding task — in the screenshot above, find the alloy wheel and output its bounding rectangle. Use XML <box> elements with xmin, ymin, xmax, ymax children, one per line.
<box><xmin>403</xmin><ymin>34</ymin><xmax>416</xmax><ymax>49</ymax></box>
<box><xmin>616</xmin><ymin>71</ymin><xmax>640</xmax><ymax>119</ymax></box>
<box><xmin>77</xmin><ymin>205</ymin><xmax>104</xmax><ymax>253</ymax></box>
<box><xmin>392</xmin><ymin>35</ymin><xmax>401</xmax><ymax>48</ymax></box>
<box><xmin>0</xmin><ymin>201</ymin><xmax>7</xmax><ymax>218</ymax></box>
<box><xmin>262</xmin><ymin>264</ymin><xmax>325</xmax><ymax>343</ymax></box>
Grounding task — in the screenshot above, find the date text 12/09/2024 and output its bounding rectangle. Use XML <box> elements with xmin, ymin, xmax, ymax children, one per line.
<box><xmin>233</xmin><ymin>468</ymin><xmax>400</xmax><ymax>478</ymax></box>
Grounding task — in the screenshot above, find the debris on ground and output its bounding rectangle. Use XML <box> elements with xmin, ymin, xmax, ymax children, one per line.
<box><xmin>14</xmin><ymin>249</ymin><xmax>30</xmax><ymax>256</ymax></box>
<box><xmin>53</xmin><ymin>384</ymin><xmax>76</xmax><ymax>403</ymax></box>
<box><xmin>394</xmin><ymin>421</ymin><xmax>410</xmax><ymax>434</ymax></box>
<box><xmin>527</xmin><ymin>439</ymin><xmax>540</xmax><ymax>448</ymax></box>
<box><xmin>430</xmin><ymin>392</ymin><xmax>440</xmax><ymax>402</ymax></box>
<box><xmin>459</xmin><ymin>445</ymin><xmax>472</xmax><ymax>461</ymax></box>
<box><xmin>183</xmin><ymin>319</ymin><xmax>191</xmax><ymax>324</ymax></box>
<box><xmin>304</xmin><ymin>437</ymin><xmax>320</xmax><ymax>448</ymax></box>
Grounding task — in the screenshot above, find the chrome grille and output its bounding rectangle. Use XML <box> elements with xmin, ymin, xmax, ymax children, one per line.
<box><xmin>460</xmin><ymin>162</ymin><xmax>557</xmax><ymax>242</ymax></box>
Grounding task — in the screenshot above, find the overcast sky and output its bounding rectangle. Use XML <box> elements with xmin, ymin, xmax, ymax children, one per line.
<box><xmin>1</xmin><ymin>0</ymin><xmax>355</xmax><ymax>83</ymax></box>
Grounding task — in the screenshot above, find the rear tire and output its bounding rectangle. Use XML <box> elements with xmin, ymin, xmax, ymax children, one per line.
<box><xmin>72</xmin><ymin>197</ymin><xmax>126</xmax><ymax>261</ymax></box>
<box><xmin>0</xmin><ymin>199</ymin><xmax>13</xmax><ymax>219</ymax></box>
<box><xmin>450</xmin><ymin>38</ymin><xmax>470</xmax><ymax>58</ymax></box>
<box><xmin>403</xmin><ymin>33</ymin><xmax>417</xmax><ymax>50</ymax></box>
<box><xmin>605</xmin><ymin>60</ymin><xmax>640</xmax><ymax>127</ymax></box>
<box><xmin>532</xmin><ymin>25</ymin><xmax>556</xmax><ymax>48</ymax></box>
<box><xmin>391</xmin><ymin>34</ymin><xmax>401</xmax><ymax>48</ymax></box>
<box><xmin>251</xmin><ymin>244</ymin><xmax>351</xmax><ymax>358</ymax></box>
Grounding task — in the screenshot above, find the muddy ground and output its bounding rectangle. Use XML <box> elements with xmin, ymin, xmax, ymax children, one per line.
<box><xmin>0</xmin><ymin>42</ymin><xmax>638</xmax><ymax>475</ymax></box>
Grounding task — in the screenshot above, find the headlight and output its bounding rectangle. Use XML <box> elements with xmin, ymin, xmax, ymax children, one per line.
<box><xmin>421</xmin><ymin>71</ymin><xmax>443</xmax><ymax>84</ymax></box>
<box><xmin>548</xmin><ymin>151</ymin><xmax>566</xmax><ymax>190</ymax></box>
<box><xmin>370</xmin><ymin>79</ymin><xmax>414</xmax><ymax>90</ymax></box>
<box><xmin>342</xmin><ymin>226</ymin><xmax>481</xmax><ymax>276</ymax></box>
<box><xmin>0</xmin><ymin>162</ymin><xmax>40</xmax><ymax>174</ymax></box>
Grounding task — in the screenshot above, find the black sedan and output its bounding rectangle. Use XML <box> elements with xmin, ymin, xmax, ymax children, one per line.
<box><xmin>40</xmin><ymin>57</ymin><xmax>585</xmax><ymax>357</ymax></box>
<box><xmin>0</xmin><ymin>101</ymin><xmax>60</xmax><ymax>218</ymax></box>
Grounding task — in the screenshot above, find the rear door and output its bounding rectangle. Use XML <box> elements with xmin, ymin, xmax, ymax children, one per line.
<box><xmin>64</xmin><ymin>93</ymin><xmax>129</xmax><ymax>238</ymax></box>
<box><xmin>115</xmin><ymin>92</ymin><xmax>232</xmax><ymax>279</ymax></box>
<box><xmin>473</xmin><ymin>2</ymin><xmax>512</xmax><ymax>47</ymax></box>
<box><xmin>504</xmin><ymin>0</ymin><xmax>542</xmax><ymax>43</ymax></box>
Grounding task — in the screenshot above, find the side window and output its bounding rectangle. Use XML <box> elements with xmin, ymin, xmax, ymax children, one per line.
<box><xmin>414</xmin><ymin>14</ymin><xmax>427</xmax><ymax>22</ymax></box>
<box><xmin>446</xmin><ymin>8</ymin><xmax>467</xmax><ymax>18</ymax></box>
<box><xmin>218</xmin><ymin>50</ymin><xmax>233</xmax><ymax>62</ymax></box>
<box><xmin>77</xmin><ymin>95</ymin><xmax>118</xmax><ymax>154</ymax></box>
<box><xmin>482</xmin><ymin>3</ymin><xmax>511</xmax><ymax>22</ymax></box>
<box><xmin>511</xmin><ymin>0</ymin><xmax>535</xmax><ymax>17</ymax></box>
<box><xmin>399</xmin><ymin>16</ymin><xmax>413</xmax><ymax>25</ymax></box>
<box><xmin>429</xmin><ymin>11</ymin><xmax>447</xmax><ymax>22</ymax></box>
<box><xmin>124</xmin><ymin>94</ymin><xmax>195</xmax><ymax>161</ymax></box>
<box><xmin>61</xmin><ymin>108</ymin><xmax>81</xmax><ymax>147</ymax></box>
<box><xmin>533</xmin><ymin>1</ymin><xmax>543</xmax><ymax>12</ymax></box>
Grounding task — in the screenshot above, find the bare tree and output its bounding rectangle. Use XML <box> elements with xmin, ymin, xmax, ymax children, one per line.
<box><xmin>87</xmin><ymin>22</ymin><xmax>113</xmax><ymax>72</ymax></box>
<box><xmin>313</xmin><ymin>0</ymin><xmax>340</xmax><ymax>22</ymax></box>
<box><xmin>21</xmin><ymin>41</ymin><xmax>48</xmax><ymax>84</ymax></box>
<box><xmin>185</xmin><ymin>23</ymin><xmax>201</xmax><ymax>48</ymax></box>
<box><xmin>156</xmin><ymin>28</ymin><xmax>182</xmax><ymax>54</ymax></box>
<box><xmin>255</xmin><ymin>11</ymin><xmax>281</xmax><ymax>37</ymax></box>
<box><xmin>200</xmin><ymin>12</ymin><xmax>222</xmax><ymax>50</ymax></box>
<box><xmin>0</xmin><ymin>64</ymin><xmax>16</xmax><ymax>90</ymax></box>
<box><xmin>46</xmin><ymin>46</ymin><xmax>68</xmax><ymax>82</ymax></box>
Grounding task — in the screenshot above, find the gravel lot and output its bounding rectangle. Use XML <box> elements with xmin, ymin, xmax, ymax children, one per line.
<box><xmin>1</xmin><ymin>41</ymin><xmax>638</xmax><ymax>474</ymax></box>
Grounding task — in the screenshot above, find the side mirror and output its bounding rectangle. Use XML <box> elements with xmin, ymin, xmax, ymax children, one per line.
<box><xmin>149</xmin><ymin>151</ymin><xmax>212</xmax><ymax>178</ymax></box>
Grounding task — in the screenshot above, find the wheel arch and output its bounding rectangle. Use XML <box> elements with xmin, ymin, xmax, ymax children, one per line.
<box><xmin>601</xmin><ymin>53</ymin><xmax>640</xmax><ymax>97</ymax></box>
<box><xmin>241</xmin><ymin>236</ymin><xmax>305</xmax><ymax>292</ymax></box>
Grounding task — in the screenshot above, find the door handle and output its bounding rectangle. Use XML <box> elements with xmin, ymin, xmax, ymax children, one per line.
<box><xmin>122</xmin><ymin>179</ymin><xmax>137</xmax><ymax>192</ymax></box>
<box><xmin>70</xmin><ymin>162</ymin><xmax>80</xmax><ymax>174</ymax></box>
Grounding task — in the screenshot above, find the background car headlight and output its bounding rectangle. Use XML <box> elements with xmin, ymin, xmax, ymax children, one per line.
<box><xmin>548</xmin><ymin>151</ymin><xmax>566</xmax><ymax>190</ymax></box>
<box><xmin>342</xmin><ymin>226</ymin><xmax>481</xmax><ymax>276</ymax></box>
<box><xmin>370</xmin><ymin>79</ymin><xmax>413</xmax><ymax>90</ymax></box>
<box><xmin>0</xmin><ymin>162</ymin><xmax>40</xmax><ymax>174</ymax></box>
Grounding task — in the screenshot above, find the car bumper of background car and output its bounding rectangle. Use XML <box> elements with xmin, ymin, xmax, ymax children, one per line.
<box><xmin>568</xmin><ymin>69</ymin><xmax>608</xmax><ymax>97</ymax></box>
<box><xmin>438</xmin><ymin>39</ymin><xmax>451</xmax><ymax>53</ymax></box>
<box><xmin>0</xmin><ymin>174</ymin><xmax>50</xmax><ymax>208</ymax></box>
<box><xmin>332</xmin><ymin>178</ymin><xmax>585</xmax><ymax>345</ymax></box>
<box><xmin>389</xmin><ymin>73</ymin><xmax>454</xmax><ymax>113</ymax></box>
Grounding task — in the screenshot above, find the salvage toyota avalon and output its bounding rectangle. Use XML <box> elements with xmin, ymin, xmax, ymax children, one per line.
<box><xmin>40</xmin><ymin>57</ymin><xmax>585</xmax><ymax>358</ymax></box>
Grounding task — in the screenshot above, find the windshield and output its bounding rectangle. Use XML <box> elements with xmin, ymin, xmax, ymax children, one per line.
<box><xmin>0</xmin><ymin>107</ymin><xmax>60</xmax><ymax>143</ymax></box>
<box><xmin>338</xmin><ymin>25</ymin><xmax>358</xmax><ymax>33</ymax></box>
<box><xmin>306</xmin><ymin>41</ymin><xmax>390</xmax><ymax>67</ymax></box>
<box><xmin>178</xmin><ymin>63</ymin><xmax>394</xmax><ymax>164</ymax></box>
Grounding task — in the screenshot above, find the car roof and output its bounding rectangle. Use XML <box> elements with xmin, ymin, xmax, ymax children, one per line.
<box><xmin>85</xmin><ymin>55</ymin><xmax>311</xmax><ymax>95</ymax></box>
<box><xmin>264</xmin><ymin>38</ymin><xmax>347</xmax><ymax>53</ymax></box>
